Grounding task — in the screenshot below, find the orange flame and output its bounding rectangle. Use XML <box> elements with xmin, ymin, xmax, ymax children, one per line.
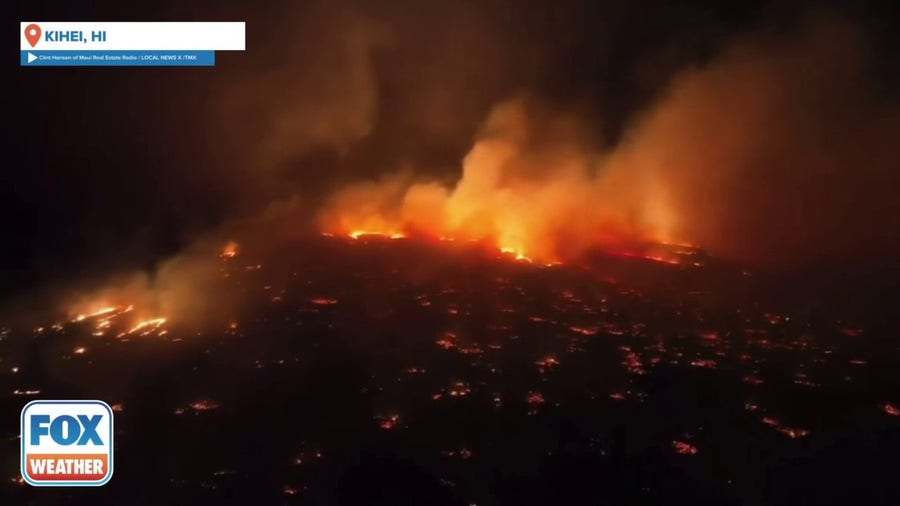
<box><xmin>317</xmin><ymin>97</ymin><xmax>683</xmax><ymax>264</ymax></box>
<box><xmin>220</xmin><ymin>241</ymin><xmax>239</xmax><ymax>259</ymax></box>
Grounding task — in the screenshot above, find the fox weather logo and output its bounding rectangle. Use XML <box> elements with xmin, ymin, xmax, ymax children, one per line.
<box><xmin>21</xmin><ymin>400</ymin><xmax>114</xmax><ymax>486</ymax></box>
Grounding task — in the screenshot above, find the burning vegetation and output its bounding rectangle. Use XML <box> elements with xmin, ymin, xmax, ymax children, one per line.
<box><xmin>317</xmin><ymin>96</ymin><xmax>681</xmax><ymax>265</ymax></box>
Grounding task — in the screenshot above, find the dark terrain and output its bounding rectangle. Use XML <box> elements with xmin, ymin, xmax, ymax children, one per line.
<box><xmin>1</xmin><ymin>235</ymin><xmax>898</xmax><ymax>505</ymax></box>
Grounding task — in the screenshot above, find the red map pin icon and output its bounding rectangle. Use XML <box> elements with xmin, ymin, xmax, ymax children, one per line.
<box><xmin>25</xmin><ymin>24</ymin><xmax>41</xmax><ymax>47</ymax></box>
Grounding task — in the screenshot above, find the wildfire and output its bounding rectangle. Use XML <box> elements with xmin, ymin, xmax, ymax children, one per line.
<box><xmin>190</xmin><ymin>399</ymin><xmax>221</xmax><ymax>412</ymax></box>
<box><xmin>535</xmin><ymin>356</ymin><xmax>560</xmax><ymax>369</ymax></box>
<box><xmin>672</xmin><ymin>440</ymin><xmax>699</xmax><ymax>455</ymax></box>
<box><xmin>527</xmin><ymin>392</ymin><xmax>545</xmax><ymax>404</ymax></box>
<box><xmin>499</xmin><ymin>247</ymin><xmax>533</xmax><ymax>263</ymax></box>
<box><xmin>348</xmin><ymin>230</ymin><xmax>405</xmax><ymax>240</ymax></box>
<box><xmin>71</xmin><ymin>304</ymin><xmax>133</xmax><ymax>328</ymax></box>
<box><xmin>314</xmin><ymin>98</ymin><xmax>692</xmax><ymax>265</ymax></box>
<box><xmin>64</xmin><ymin>303</ymin><xmax>171</xmax><ymax>339</ymax></box>
<box><xmin>126</xmin><ymin>317</ymin><xmax>167</xmax><ymax>336</ymax></box>
<box><xmin>220</xmin><ymin>241</ymin><xmax>239</xmax><ymax>259</ymax></box>
<box><xmin>376</xmin><ymin>413</ymin><xmax>401</xmax><ymax>430</ymax></box>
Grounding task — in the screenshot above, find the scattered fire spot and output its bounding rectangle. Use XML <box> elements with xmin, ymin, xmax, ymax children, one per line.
<box><xmin>690</xmin><ymin>359</ymin><xmax>717</xmax><ymax>369</ymax></box>
<box><xmin>527</xmin><ymin>392</ymin><xmax>545</xmax><ymax>404</ymax></box>
<box><xmin>376</xmin><ymin>413</ymin><xmax>401</xmax><ymax>430</ymax></box>
<box><xmin>743</xmin><ymin>375</ymin><xmax>764</xmax><ymax>385</ymax></box>
<box><xmin>441</xmin><ymin>448</ymin><xmax>473</xmax><ymax>459</ymax></box>
<box><xmin>883</xmin><ymin>403</ymin><xmax>900</xmax><ymax>417</ymax></box>
<box><xmin>189</xmin><ymin>400</ymin><xmax>221</xmax><ymax>412</ymax></box>
<box><xmin>436</xmin><ymin>333</ymin><xmax>457</xmax><ymax>350</ymax></box>
<box><xmin>569</xmin><ymin>326</ymin><xmax>598</xmax><ymax>336</ymax></box>
<box><xmin>776</xmin><ymin>427</ymin><xmax>810</xmax><ymax>439</ymax></box>
<box><xmin>672</xmin><ymin>441</ymin><xmax>698</xmax><ymax>455</ymax></box>
<box><xmin>220</xmin><ymin>241</ymin><xmax>238</xmax><ymax>259</ymax></box>
<box><xmin>448</xmin><ymin>382</ymin><xmax>471</xmax><ymax>397</ymax></box>
<box><xmin>535</xmin><ymin>356</ymin><xmax>560</xmax><ymax>369</ymax></box>
<box><xmin>127</xmin><ymin>318</ymin><xmax>167</xmax><ymax>336</ymax></box>
<box><xmin>759</xmin><ymin>416</ymin><xmax>810</xmax><ymax>438</ymax></box>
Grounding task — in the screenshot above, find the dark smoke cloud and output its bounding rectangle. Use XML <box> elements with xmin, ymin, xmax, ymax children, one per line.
<box><xmin>612</xmin><ymin>15</ymin><xmax>899</xmax><ymax>263</ymax></box>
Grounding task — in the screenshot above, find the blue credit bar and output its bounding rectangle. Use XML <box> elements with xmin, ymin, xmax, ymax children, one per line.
<box><xmin>21</xmin><ymin>50</ymin><xmax>215</xmax><ymax>66</ymax></box>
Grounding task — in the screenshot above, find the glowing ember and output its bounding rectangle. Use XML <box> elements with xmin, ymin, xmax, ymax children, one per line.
<box><xmin>743</xmin><ymin>375</ymin><xmax>764</xmax><ymax>385</ymax></box>
<box><xmin>699</xmin><ymin>332</ymin><xmax>719</xmax><ymax>341</ymax></box>
<box><xmin>441</xmin><ymin>448</ymin><xmax>473</xmax><ymax>459</ymax></box>
<box><xmin>690</xmin><ymin>359</ymin><xmax>717</xmax><ymax>369</ymax></box>
<box><xmin>535</xmin><ymin>356</ymin><xmax>560</xmax><ymax>368</ymax></box>
<box><xmin>190</xmin><ymin>400</ymin><xmax>221</xmax><ymax>412</ymax></box>
<box><xmin>569</xmin><ymin>326</ymin><xmax>598</xmax><ymax>336</ymax></box>
<box><xmin>73</xmin><ymin>347</ymin><xmax>86</xmax><ymax>355</ymax></box>
<box><xmin>436</xmin><ymin>333</ymin><xmax>457</xmax><ymax>350</ymax></box>
<box><xmin>72</xmin><ymin>306</ymin><xmax>118</xmax><ymax>322</ymax></box>
<box><xmin>776</xmin><ymin>426</ymin><xmax>810</xmax><ymax>439</ymax></box>
<box><xmin>527</xmin><ymin>392</ymin><xmax>545</xmax><ymax>404</ymax></box>
<box><xmin>127</xmin><ymin>317</ymin><xmax>166</xmax><ymax>336</ymax></box>
<box><xmin>448</xmin><ymin>382</ymin><xmax>472</xmax><ymax>397</ymax></box>
<box><xmin>220</xmin><ymin>241</ymin><xmax>239</xmax><ymax>259</ymax></box>
<box><xmin>349</xmin><ymin>230</ymin><xmax>405</xmax><ymax>240</ymax></box>
<box><xmin>672</xmin><ymin>441</ymin><xmax>699</xmax><ymax>455</ymax></box>
<box><xmin>883</xmin><ymin>403</ymin><xmax>900</xmax><ymax>416</ymax></box>
<box><xmin>310</xmin><ymin>298</ymin><xmax>338</xmax><ymax>306</ymax></box>
<box><xmin>376</xmin><ymin>413</ymin><xmax>401</xmax><ymax>430</ymax></box>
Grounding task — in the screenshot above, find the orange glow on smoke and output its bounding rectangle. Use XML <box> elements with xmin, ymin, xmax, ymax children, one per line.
<box><xmin>317</xmin><ymin>97</ymin><xmax>686</xmax><ymax>264</ymax></box>
<box><xmin>220</xmin><ymin>241</ymin><xmax>239</xmax><ymax>259</ymax></box>
<box><xmin>348</xmin><ymin>230</ymin><xmax>405</xmax><ymax>240</ymax></box>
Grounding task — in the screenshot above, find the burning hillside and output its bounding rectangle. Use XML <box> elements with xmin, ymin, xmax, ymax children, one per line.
<box><xmin>317</xmin><ymin>96</ymin><xmax>680</xmax><ymax>265</ymax></box>
<box><xmin>6</xmin><ymin>2</ymin><xmax>900</xmax><ymax>504</ymax></box>
<box><xmin>2</xmin><ymin>233</ymin><xmax>898</xmax><ymax>504</ymax></box>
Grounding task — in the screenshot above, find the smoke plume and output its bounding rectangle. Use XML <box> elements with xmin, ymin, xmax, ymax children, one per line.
<box><xmin>319</xmin><ymin>15</ymin><xmax>900</xmax><ymax>265</ymax></box>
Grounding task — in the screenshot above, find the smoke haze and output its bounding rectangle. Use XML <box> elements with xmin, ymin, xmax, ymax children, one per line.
<box><xmin>9</xmin><ymin>0</ymin><xmax>900</xmax><ymax>319</ymax></box>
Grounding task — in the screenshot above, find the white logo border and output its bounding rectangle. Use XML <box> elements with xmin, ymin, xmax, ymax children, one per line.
<box><xmin>20</xmin><ymin>399</ymin><xmax>115</xmax><ymax>487</ymax></box>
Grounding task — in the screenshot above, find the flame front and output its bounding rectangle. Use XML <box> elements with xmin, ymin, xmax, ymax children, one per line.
<box><xmin>318</xmin><ymin>97</ymin><xmax>682</xmax><ymax>263</ymax></box>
